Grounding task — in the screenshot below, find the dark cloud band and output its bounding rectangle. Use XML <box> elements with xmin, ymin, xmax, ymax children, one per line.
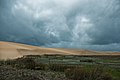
<box><xmin>0</xmin><ymin>0</ymin><xmax>120</xmax><ymax>51</ymax></box>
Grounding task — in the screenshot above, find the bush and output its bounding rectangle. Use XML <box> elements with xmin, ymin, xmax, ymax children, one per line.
<box><xmin>49</xmin><ymin>64</ymin><xmax>67</xmax><ymax>72</ymax></box>
<box><xmin>49</xmin><ymin>64</ymin><xmax>82</xmax><ymax>72</ymax></box>
<box><xmin>14</xmin><ymin>57</ymin><xmax>36</xmax><ymax>69</ymax></box>
<box><xmin>0</xmin><ymin>66</ymin><xmax>47</xmax><ymax>80</ymax></box>
<box><xmin>65</xmin><ymin>66</ymin><xmax>113</xmax><ymax>80</ymax></box>
<box><xmin>35</xmin><ymin>63</ymin><xmax>49</xmax><ymax>70</ymax></box>
<box><xmin>80</xmin><ymin>59</ymin><xmax>95</xmax><ymax>62</ymax></box>
<box><xmin>101</xmin><ymin>73</ymin><xmax>113</xmax><ymax>80</ymax></box>
<box><xmin>65</xmin><ymin>67</ymin><xmax>89</xmax><ymax>80</ymax></box>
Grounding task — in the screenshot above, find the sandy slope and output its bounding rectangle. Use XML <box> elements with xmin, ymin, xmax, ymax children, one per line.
<box><xmin>0</xmin><ymin>41</ymin><xmax>120</xmax><ymax>59</ymax></box>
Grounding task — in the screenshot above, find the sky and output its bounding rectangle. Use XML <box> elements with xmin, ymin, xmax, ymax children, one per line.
<box><xmin>0</xmin><ymin>0</ymin><xmax>120</xmax><ymax>51</ymax></box>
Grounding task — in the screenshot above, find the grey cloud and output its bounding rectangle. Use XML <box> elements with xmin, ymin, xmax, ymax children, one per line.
<box><xmin>0</xmin><ymin>0</ymin><xmax>120</xmax><ymax>51</ymax></box>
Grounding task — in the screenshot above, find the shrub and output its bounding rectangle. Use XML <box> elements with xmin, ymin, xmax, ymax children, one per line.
<box><xmin>14</xmin><ymin>57</ymin><xmax>36</xmax><ymax>69</ymax></box>
<box><xmin>65</xmin><ymin>66</ymin><xmax>113</xmax><ymax>80</ymax></box>
<box><xmin>49</xmin><ymin>64</ymin><xmax>67</xmax><ymax>72</ymax></box>
<box><xmin>35</xmin><ymin>63</ymin><xmax>49</xmax><ymax>70</ymax></box>
<box><xmin>89</xmin><ymin>66</ymin><xmax>113</xmax><ymax>80</ymax></box>
<box><xmin>65</xmin><ymin>67</ymin><xmax>89</xmax><ymax>80</ymax></box>
<box><xmin>101</xmin><ymin>73</ymin><xmax>113</xmax><ymax>80</ymax></box>
<box><xmin>49</xmin><ymin>64</ymin><xmax>82</xmax><ymax>72</ymax></box>
<box><xmin>80</xmin><ymin>59</ymin><xmax>95</xmax><ymax>62</ymax></box>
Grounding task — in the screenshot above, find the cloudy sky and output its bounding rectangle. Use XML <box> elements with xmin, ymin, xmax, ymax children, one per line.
<box><xmin>0</xmin><ymin>0</ymin><xmax>120</xmax><ymax>51</ymax></box>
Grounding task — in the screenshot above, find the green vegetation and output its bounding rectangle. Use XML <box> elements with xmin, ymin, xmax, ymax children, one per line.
<box><xmin>0</xmin><ymin>55</ymin><xmax>120</xmax><ymax>80</ymax></box>
<box><xmin>65</xmin><ymin>66</ymin><xmax>113</xmax><ymax>80</ymax></box>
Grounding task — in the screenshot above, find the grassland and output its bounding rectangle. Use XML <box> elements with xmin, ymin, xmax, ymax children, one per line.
<box><xmin>0</xmin><ymin>55</ymin><xmax>120</xmax><ymax>80</ymax></box>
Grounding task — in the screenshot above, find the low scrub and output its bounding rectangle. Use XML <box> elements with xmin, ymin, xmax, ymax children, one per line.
<box><xmin>65</xmin><ymin>66</ymin><xmax>113</xmax><ymax>80</ymax></box>
<box><xmin>35</xmin><ymin>63</ymin><xmax>49</xmax><ymax>70</ymax></box>
<box><xmin>80</xmin><ymin>59</ymin><xmax>95</xmax><ymax>62</ymax></box>
<box><xmin>12</xmin><ymin>57</ymin><xmax>36</xmax><ymax>69</ymax></box>
<box><xmin>49</xmin><ymin>64</ymin><xmax>82</xmax><ymax>72</ymax></box>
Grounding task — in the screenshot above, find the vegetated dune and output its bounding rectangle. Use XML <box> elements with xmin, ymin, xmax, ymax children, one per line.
<box><xmin>0</xmin><ymin>41</ymin><xmax>120</xmax><ymax>59</ymax></box>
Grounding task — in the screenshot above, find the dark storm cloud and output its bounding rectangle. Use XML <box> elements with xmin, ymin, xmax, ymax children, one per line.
<box><xmin>0</xmin><ymin>0</ymin><xmax>120</xmax><ymax>51</ymax></box>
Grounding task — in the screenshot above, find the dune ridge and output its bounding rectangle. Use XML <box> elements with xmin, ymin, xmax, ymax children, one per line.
<box><xmin>0</xmin><ymin>41</ymin><xmax>120</xmax><ymax>59</ymax></box>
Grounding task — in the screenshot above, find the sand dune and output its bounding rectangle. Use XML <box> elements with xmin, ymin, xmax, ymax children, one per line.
<box><xmin>0</xmin><ymin>41</ymin><xmax>120</xmax><ymax>59</ymax></box>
